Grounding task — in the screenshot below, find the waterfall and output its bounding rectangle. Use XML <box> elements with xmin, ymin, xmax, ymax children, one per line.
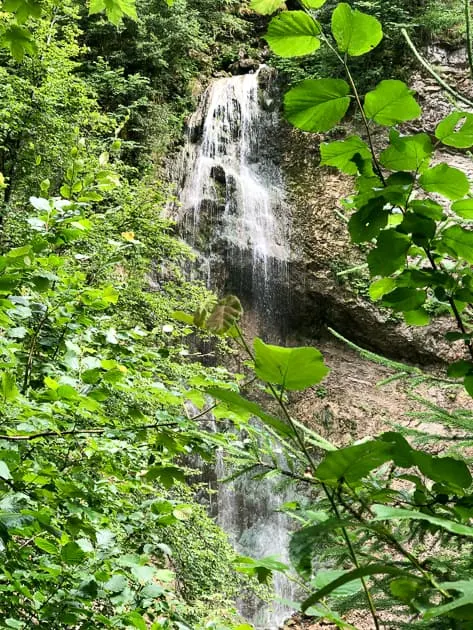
<box><xmin>173</xmin><ymin>68</ymin><xmax>296</xmax><ymax>628</ymax></box>
<box><xmin>174</xmin><ymin>66</ymin><xmax>291</xmax><ymax>330</ymax></box>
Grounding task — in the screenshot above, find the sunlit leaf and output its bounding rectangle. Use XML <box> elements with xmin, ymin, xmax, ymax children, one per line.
<box><xmin>331</xmin><ymin>2</ymin><xmax>382</xmax><ymax>57</ymax></box>
<box><xmin>284</xmin><ymin>79</ymin><xmax>351</xmax><ymax>132</ymax></box>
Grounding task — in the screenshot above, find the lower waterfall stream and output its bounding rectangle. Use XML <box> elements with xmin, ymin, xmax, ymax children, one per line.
<box><xmin>174</xmin><ymin>67</ymin><xmax>296</xmax><ymax>628</ymax></box>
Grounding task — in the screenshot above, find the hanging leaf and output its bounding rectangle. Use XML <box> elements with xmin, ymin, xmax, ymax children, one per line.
<box><xmin>3</xmin><ymin>0</ymin><xmax>42</xmax><ymax>24</ymax></box>
<box><xmin>206</xmin><ymin>295</ymin><xmax>242</xmax><ymax>334</ymax></box>
<box><xmin>379</xmin><ymin>133</ymin><xmax>432</xmax><ymax>173</ymax></box>
<box><xmin>250</xmin><ymin>0</ymin><xmax>284</xmax><ymax>14</ymax></box>
<box><xmin>452</xmin><ymin>199</ymin><xmax>473</xmax><ymax>220</ymax></box>
<box><xmin>404</xmin><ymin>309</ymin><xmax>430</xmax><ymax>326</ymax></box>
<box><xmin>331</xmin><ymin>3</ymin><xmax>383</xmax><ymax>57</ymax></box>
<box><xmin>419</xmin><ymin>164</ymin><xmax>469</xmax><ymax>200</ymax></box>
<box><xmin>302</xmin><ymin>563</ymin><xmax>406</xmax><ymax>612</ymax></box>
<box><xmin>367</xmin><ymin>230</ymin><xmax>410</xmax><ymax>276</ymax></box>
<box><xmin>265</xmin><ymin>11</ymin><xmax>321</xmax><ymax>57</ymax></box>
<box><xmin>60</xmin><ymin>541</ymin><xmax>86</xmax><ymax>565</ymax></box>
<box><xmin>348</xmin><ymin>198</ymin><xmax>389</xmax><ymax>243</ymax></box>
<box><xmin>284</xmin><ymin>79</ymin><xmax>351</xmax><ymax>132</ymax></box>
<box><xmin>369</xmin><ymin>277</ymin><xmax>397</xmax><ymax>301</ymax></box>
<box><xmin>320</xmin><ymin>136</ymin><xmax>372</xmax><ymax>175</ymax></box>
<box><xmin>253</xmin><ymin>338</ymin><xmax>329</xmax><ymax>390</ymax></box>
<box><xmin>441</xmin><ymin>226</ymin><xmax>473</xmax><ymax>263</ymax></box>
<box><xmin>436</xmin><ymin>111</ymin><xmax>473</xmax><ymax>148</ymax></box>
<box><xmin>206</xmin><ymin>387</ymin><xmax>295</xmax><ymax>439</ymax></box>
<box><xmin>382</xmin><ymin>287</ymin><xmax>426</xmax><ymax>312</ymax></box>
<box><xmin>315</xmin><ymin>440</ymin><xmax>392</xmax><ymax>485</ymax></box>
<box><xmin>0</xmin><ymin>25</ymin><xmax>37</xmax><ymax>61</ymax></box>
<box><xmin>364</xmin><ymin>80</ymin><xmax>421</xmax><ymax>126</ymax></box>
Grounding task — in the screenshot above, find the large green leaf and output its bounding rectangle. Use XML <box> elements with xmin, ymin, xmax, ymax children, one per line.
<box><xmin>302</xmin><ymin>563</ymin><xmax>406</xmax><ymax>611</ymax></box>
<box><xmin>379</xmin><ymin>133</ymin><xmax>432</xmax><ymax>173</ymax></box>
<box><xmin>367</xmin><ymin>230</ymin><xmax>410</xmax><ymax>276</ymax></box>
<box><xmin>253</xmin><ymin>338</ymin><xmax>329</xmax><ymax>390</ymax></box>
<box><xmin>60</xmin><ymin>541</ymin><xmax>86</xmax><ymax>565</ymax></box>
<box><xmin>265</xmin><ymin>11</ymin><xmax>321</xmax><ymax>57</ymax></box>
<box><xmin>315</xmin><ymin>440</ymin><xmax>392</xmax><ymax>485</ymax></box>
<box><xmin>331</xmin><ymin>2</ymin><xmax>382</xmax><ymax>57</ymax></box>
<box><xmin>452</xmin><ymin>198</ymin><xmax>473</xmax><ymax>220</ymax></box>
<box><xmin>442</xmin><ymin>226</ymin><xmax>473</xmax><ymax>263</ymax></box>
<box><xmin>372</xmin><ymin>505</ymin><xmax>473</xmax><ymax>538</ymax></box>
<box><xmin>419</xmin><ymin>164</ymin><xmax>470</xmax><ymax>200</ymax></box>
<box><xmin>382</xmin><ymin>287</ymin><xmax>426</xmax><ymax>312</ymax></box>
<box><xmin>284</xmin><ymin>79</ymin><xmax>351</xmax><ymax>132</ymax></box>
<box><xmin>320</xmin><ymin>136</ymin><xmax>372</xmax><ymax>174</ymax></box>
<box><xmin>364</xmin><ymin>80</ymin><xmax>421</xmax><ymax>126</ymax></box>
<box><xmin>205</xmin><ymin>387</ymin><xmax>294</xmax><ymax>439</ymax></box>
<box><xmin>436</xmin><ymin>111</ymin><xmax>473</xmax><ymax>148</ymax></box>
<box><xmin>348</xmin><ymin>198</ymin><xmax>388</xmax><ymax>243</ymax></box>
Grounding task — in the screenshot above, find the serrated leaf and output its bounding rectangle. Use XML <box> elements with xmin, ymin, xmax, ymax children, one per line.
<box><xmin>382</xmin><ymin>287</ymin><xmax>426</xmax><ymax>312</ymax></box>
<box><xmin>436</xmin><ymin>111</ymin><xmax>473</xmax><ymax>148</ymax></box>
<box><xmin>60</xmin><ymin>541</ymin><xmax>86</xmax><ymax>565</ymax></box>
<box><xmin>331</xmin><ymin>2</ymin><xmax>382</xmax><ymax>57</ymax></box>
<box><xmin>206</xmin><ymin>295</ymin><xmax>242</xmax><ymax>334</ymax></box>
<box><xmin>404</xmin><ymin>309</ymin><xmax>430</xmax><ymax>326</ymax></box>
<box><xmin>369</xmin><ymin>277</ymin><xmax>397</xmax><ymax>301</ymax></box>
<box><xmin>364</xmin><ymin>80</ymin><xmax>421</xmax><ymax>126</ymax></box>
<box><xmin>452</xmin><ymin>198</ymin><xmax>473</xmax><ymax>220</ymax></box>
<box><xmin>315</xmin><ymin>440</ymin><xmax>392</xmax><ymax>485</ymax></box>
<box><xmin>0</xmin><ymin>25</ymin><xmax>37</xmax><ymax>61</ymax></box>
<box><xmin>380</xmin><ymin>133</ymin><xmax>432</xmax><ymax>172</ymax></box>
<box><xmin>348</xmin><ymin>198</ymin><xmax>388</xmax><ymax>243</ymax></box>
<box><xmin>253</xmin><ymin>338</ymin><xmax>329</xmax><ymax>390</ymax></box>
<box><xmin>419</xmin><ymin>164</ymin><xmax>469</xmax><ymax>200</ymax></box>
<box><xmin>367</xmin><ymin>230</ymin><xmax>410</xmax><ymax>276</ymax></box>
<box><xmin>442</xmin><ymin>226</ymin><xmax>473</xmax><ymax>263</ymax></box>
<box><xmin>265</xmin><ymin>11</ymin><xmax>320</xmax><ymax>57</ymax></box>
<box><xmin>320</xmin><ymin>136</ymin><xmax>372</xmax><ymax>174</ymax></box>
<box><xmin>89</xmin><ymin>0</ymin><xmax>137</xmax><ymax>24</ymax></box>
<box><xmin>284</xmin><ymin>79</ymin><xmax>351</xmax><ymax>132</ymax></box>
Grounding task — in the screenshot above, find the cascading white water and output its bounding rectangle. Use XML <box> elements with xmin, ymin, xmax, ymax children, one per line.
<box><xmin>174</xmin><ymin>68</ymin><xmax>296</xmax><ymax>628</ymax></box>
<box><xmin>174</xmin><ymin>66</ymin><xmax>290</xmax><ymax>325</ymax></box>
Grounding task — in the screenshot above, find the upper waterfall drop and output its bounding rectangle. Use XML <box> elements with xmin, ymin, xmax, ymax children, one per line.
<box><xmin>175</xmin><ymin>66</ymin><xmax>291</xmax><ymax>328</ymax></box>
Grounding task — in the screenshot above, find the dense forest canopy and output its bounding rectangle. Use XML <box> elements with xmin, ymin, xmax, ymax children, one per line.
<box><xmin>1</xmin><ymin>0</ymin><xmax>473</xmax><ymax>629</ymax></box>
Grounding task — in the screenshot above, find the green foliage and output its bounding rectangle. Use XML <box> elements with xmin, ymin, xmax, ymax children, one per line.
<box><xmin>284</xmin><ymin>78</ymin><xmax>351</xmax><ymax>132</ymax></box>
<box><xmin>331</xmin><ymin>2</ymin><xmax>383</xmax><ymax>57</ymax></box>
